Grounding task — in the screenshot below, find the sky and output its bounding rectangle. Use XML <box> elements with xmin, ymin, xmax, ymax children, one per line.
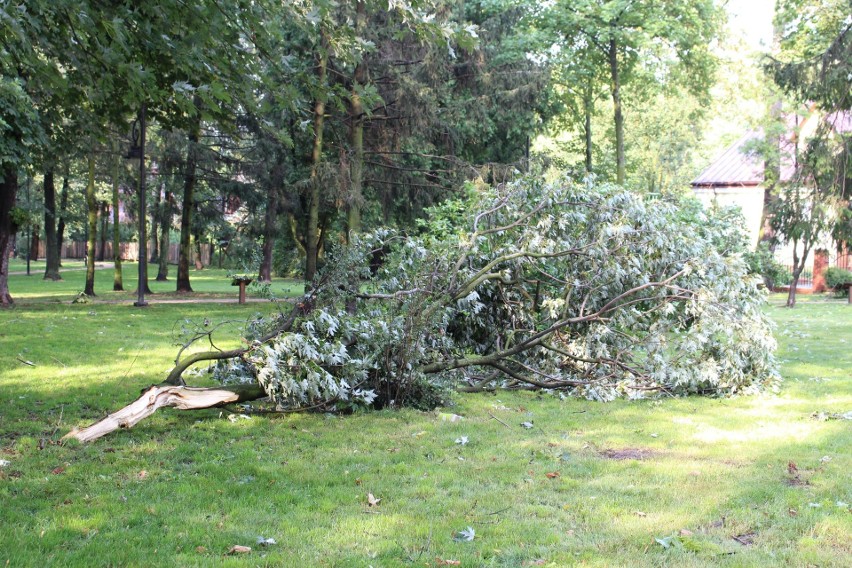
<box><xmin>724</xmin><ymin>0</ymin><xmax>776</xmax><ymax>51</ymax></box>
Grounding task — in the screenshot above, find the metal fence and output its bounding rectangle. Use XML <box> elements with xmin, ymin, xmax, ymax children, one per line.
<box><xmin>784</xmin><ymin>266</ymin><xmax>813</xmax><ymax>288</ymax></box>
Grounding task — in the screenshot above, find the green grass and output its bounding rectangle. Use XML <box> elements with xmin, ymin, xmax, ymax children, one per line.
<box><xmin>5</xmin><ymin>261</ymin><xmax>302</xmax><ymax>304</ymax></box>
<box><xmin>0</xmin><ymin>293</ymin><xmax>850</xmax><ymax>566</ymax></box>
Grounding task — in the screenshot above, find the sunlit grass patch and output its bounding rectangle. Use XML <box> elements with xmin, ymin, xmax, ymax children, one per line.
<box><xmin>1</xmin><ymin>295</ymin><xmax>850</xmax><ymax>566</ymax></box>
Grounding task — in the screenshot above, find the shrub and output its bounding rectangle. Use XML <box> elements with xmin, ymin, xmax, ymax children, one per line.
<box><xmin>745</xmin><ymin>243</ymin><xmax>792</xmax><ymax>290</ymax></box>
<box><xmin>825</xmin><ymin>267</ymin><xmax>852</xmax><ymax>295</ymax></box>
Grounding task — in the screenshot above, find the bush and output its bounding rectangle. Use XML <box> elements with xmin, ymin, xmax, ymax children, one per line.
<box><xmin>825</xmin><ymin>267</ymin><xmax>852</xmax><ymax>295</ymax></box>
<box><xmin>745</xmin><ymin>243</ymin><xmax>792</xmax><ymax>290</ymax></box>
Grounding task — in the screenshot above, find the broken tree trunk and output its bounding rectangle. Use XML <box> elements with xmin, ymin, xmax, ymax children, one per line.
<box><xmin>63</xmin><ymin>383</ymin><xmax>265</xmax><ymax>443</ymax></box>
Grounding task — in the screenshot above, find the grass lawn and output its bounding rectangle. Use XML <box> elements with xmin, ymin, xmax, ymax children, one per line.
<box><xmin>0</xmin><ymin>292</ymin><xmax>849</xmax><ymax>566</ymax></box>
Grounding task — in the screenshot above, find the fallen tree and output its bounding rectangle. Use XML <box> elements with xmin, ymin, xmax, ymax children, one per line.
<box><xmin>66</xmin><ymin>177</ymin><xmax>779</xmax><ymax>442</ymax></box>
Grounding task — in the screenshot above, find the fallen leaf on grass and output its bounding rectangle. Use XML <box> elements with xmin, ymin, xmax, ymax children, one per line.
<box><xmin>679</xmin><ymin>529</ymin><xmax>693</xmax><ymax>536</ymax></box>
<box><xmin>226</xmin><ymin>545</ymin><xmax>251</xmax><ymax>555</ymax></box>
<box><xmin>51</xmin><ymin>466</ymin><xmax>65</xmax><ymax>475</ymax></box>
<box><xmin>367</xmin><ymin>493</ymin><xmax>381</xmax><ymax>507</ymax></box>
<box><xmin>522</xmin><ymin>560</ymin><xmax>546</xmax><ymax>566</ymax></box>
<box><xmin>545</xmin><ymin>471</ymin><xmax>560</xmax><ymax>479</ymax></box>
<box><xmin>435</xmin><ymin>559</ymin><xmax>461</xmax><ymax>566</ymax></box>
<box><xmin>788</xmin><ymin>508</ymin><xmax>798</xmax><ymax>517</ymax></box>
<box><xmin>635</xmin><ymin>511</ymin><xmax>647</xmax><ymax>517</ymax></box>
<box><xmin>137</xmin><ymin>470</ymin><xmax>148</xmax><ymax>480</ymax></box>
<box><xmin>195</xmin><ymin>546</ymin><xmax>206</xmax><ymax>553</ymax></box>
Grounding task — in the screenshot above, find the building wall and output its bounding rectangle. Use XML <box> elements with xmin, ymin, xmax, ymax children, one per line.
<box><xmin>692</xmin><ymin>185</ymin><xmax>764</xmax><ymax>248</ymax></box>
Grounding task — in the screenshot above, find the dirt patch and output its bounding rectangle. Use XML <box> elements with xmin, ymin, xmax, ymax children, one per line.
<box><xmin>600</xmin><ymin>448</ymin><xmax>658</xmax><ymax>460</ymax></box>
<box><xmin>785</xmin><ymin>476</ymin><xmax>810</xmax><ymax>487</ymax></box>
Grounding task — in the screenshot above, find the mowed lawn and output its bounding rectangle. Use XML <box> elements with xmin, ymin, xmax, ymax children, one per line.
<box><xmin>0</xmin><ymin>285</ymin><xmax>849</xmax><ymax>566</ymax></box>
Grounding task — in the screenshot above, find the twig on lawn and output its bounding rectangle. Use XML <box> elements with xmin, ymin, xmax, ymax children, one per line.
<box><xmin>488</xmin><ymin>412</ymin><xmax>511</xmax><ymax>429</ymax></box>
<box><xmin>16</xmin><ymin>357</ymin><xmax>36</xmax><ymax>367</ymax></box>
<box><xmin>50</xmin><ymin>405</ymin><xmax>65</xmax><ymax>438</ymax></box>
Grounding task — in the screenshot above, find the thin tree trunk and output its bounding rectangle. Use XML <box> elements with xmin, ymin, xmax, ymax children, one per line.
<box><xmin>347</xmin><ymin>2</ymin><xmax>366</xmax><ymax>242</ymax></box>
<box><xmin>97</xmin><ymin>201</ymin><xmax>108</xmax><ymax>261</ymax></box>
<box><xmin>84</xmin><ymin>153</ymin><xmax>97</xmax><ymax>296</ymax></box>
<box><xmin>259</xmin><ymin>186</ymin><xmax>279</xmax><ymax>282</ymax></box>
<box><xmin>112</xmin><ymin>142</ymin><xmax>124</xmax><ymax>291</ymax></box>
<box><xmin>608</xmin><ymin>38</ymin><xmax>625</xmax><ymax>185</ymax></box>
<box><xmin>193</xmin><ymin>231</ymin><xmax>204</xmax><ymax>270</ymax></box>
<box><xmin>759</xmin><ymin>101</ymin><xmax>783</xmax><ymax>246</ymax></box>
<box><xmin>156</xmin><ymin>189</ymin><xmax>171</xmax><ymax>281</ymax></box>
<box><xmin>306</xmin><ymin>31</ymin><xmax>329</xmax><ymax>290</ymax></box>
<box><xmin>583</xmin><ymin>86</ymin><xmax>593</xmax><ymax>175</ymax></box>
<box><xmin>56</xmin><ymin>171</ymin><xmax>69</xmax><ymax>266</ymax></box>
<box><xmin>177</xmin><ymin>120</ymin><xmax>200</xmax><ymax>293</ymax></box>
<box><xmin>43</xmin><ymin>167</ymin><xmax>61</xmax><ymax>280</ymax></box>
<box><xmin>787</xmin><ymin>243</ymin><xmax>812</xmax><ymax>308</ymax></box>
<box><xmin>149</xmin><ymin>186</ymin><xmax>160</xmax><ymax>263</ymax></box>
<box><xmin>0</xmin><ymin>164</ymin><xmax>18</xmax><ymax>307</ymax></box>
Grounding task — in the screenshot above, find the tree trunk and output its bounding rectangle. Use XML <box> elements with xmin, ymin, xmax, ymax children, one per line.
<box><xmin>97</xmin><ymin>201</ymin><xmax>108</xmax><ymax>261</ymax></box>
<box><xmin>786</xmin><ymin>241</ymin><xmax>814</xmax><ymax>308</ymax></box>
<box><xmin>608</xmin><ymin>38</ymin><xmax>625</xmax><ymax>185</ymax></box>
<box><xmin>156</xmin><ymin>190</ymin><xmax>171</xmax><ymax>281</ymax></box>
<box><xmin>112</xmin><ymin>143</ymin><xmax>124</xmax><ymax>291</ymax></box>
<box><xmin>0</xmin><ymin>164</ymin><xmax>18</xmax><ymax>307</ymax></box>
<box><xmin>56</xmin><ymin>171</ymin><xmax>69</xmax><ymax>266</ymax></box>
<box><xmin>347</xmin><ymin>2</ymin><xmax>366</xmax><ymax>242</ymax></box>
<box><xmin>259</xmin><ymin>186</ymin><xmax>279</xmax><ymax>283</ymax></box>
<box><xmin>193</xmin><ymin>231</ymin><xmax>204</xmax><ymax>270</ymax></box>
<box><xmin>758</xmin><ymin>101</ymin><xmax>783</xmax><ymax>246</ymax></box>
<box><xmin>43</xmin><ymin>167</ymin><xmax>61</xmax><ymax>280</ymax></box>
<box><xmin>29</xmin><ymin>226</ymin><xmax>39</xmax><ymax>262</ymax></box>
<box><xmin>305</xmin><ymin>31</ymin><xmax>328</xmax><ymax>290</ymax></box>
<box><xmin>177</xmin><ymin>120</ymin><xmax>200</xmax><ymax>293</ymax></box>
<box><xmin>149</xmin><ymin>186</ymin><xmax>160</xmax><ymax>263</ymax></box>
<box><xmin>84</xmin><ymin>153</ymin><xmax>97</xmax><ymax>297</ymax></box>
<box><xmin>583</xmin><ymin>86</ymin><xmax>593</xmax><ymax>175</ymax></box>
<box><xmin>63</xmin><ymin>383</ymin><xmax>266</xmax><ymax>443</ymax></box>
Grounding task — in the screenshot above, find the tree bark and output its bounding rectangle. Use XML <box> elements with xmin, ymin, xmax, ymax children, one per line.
<box><xmin>305</xmin><ymin>31</ymin><xmax>328</xmax><ymax>290</ymax></box>
<box><xmin>156</xmin><ymin>189</ymin><xmax>171</xmax><ymax>281</ymax></box>
<box><xmin>63</xmin><ymin>384</ymin><xmax>266</xmax><ymax>443</ymax></box>
<box><xmin>609</xmin><ymin>38</ymin><xmax>625</xmax><ymax>185</ymax></box>
<box><xmin>193</xmin><ymin>231</ymin><xmax>204</xmax><ymax>270</ymax></box>
<box><xmin>43</xmin><ymin>167</ymin><xmax>62</xmax><ymax>280</ymax></box>
<box><xmin>583</xmin><ymin>86</ymin><xmax>594</xmax><ymax>175</ymax></box>
<box><xmin>97</xmin><ymin>201</ymin><xmax>108</xmax><ymax>262</ymax></box>
<box><xmin>0</xmin><ymin>164</ymin><xmax>18</xmax><ymax>307</ymax></box>
<box><xmin>149</xmin><ymin>186</ymin><xmax>160</xmax><ymax>263</ymax></box>
<box><xmin>177</xmin><ymin>120</ymin><xmax>200</xmax><ymax>293</ymax></box>
<box><xmin>84</xmin><ymin>153</ymin><xmax>97</xmax><ymax>297</ymax></box>
<box><xmin>112</xmin><ymin>143</ymin><xmax>124</xmax><ymax>291</ymax></box>
<box><xmin>347</xmin><ymin>2</ymin><xmax>366</xmax><ymax>242</ymax></box>
<box><xmin>259</xmin><ymin>186</ymin><xmax>279</xmax><ymax>282</ymax></box>
<box><xmin>29</xmin><ymin>226</ymin><xmax>39</xmax><ymax>262</ymax></box>
<box><xmin>56</xmin><ymin>171</ymin><xmax>69</xmax><ymax>266</ymax></box>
